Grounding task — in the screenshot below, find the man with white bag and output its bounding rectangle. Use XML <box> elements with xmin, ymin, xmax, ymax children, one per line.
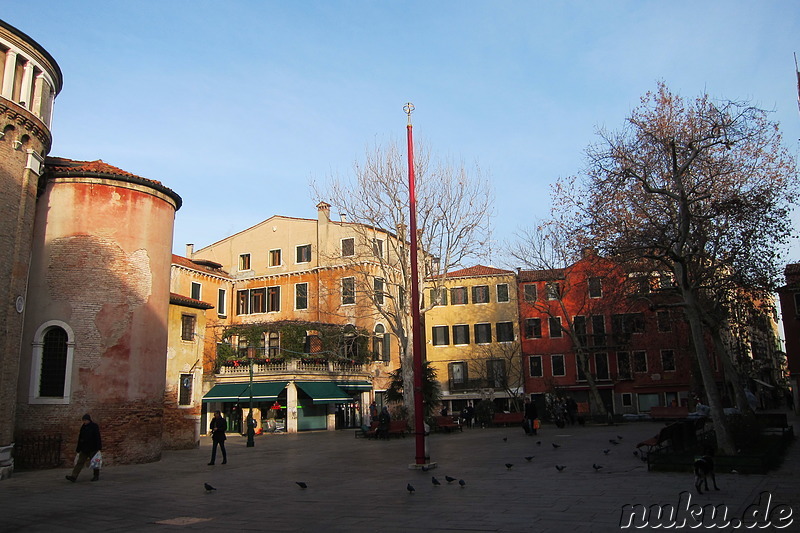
<box><xmin>66</xmin><ymin>413</ymin><xmax>102</xmax><ymax>483</ymax></box>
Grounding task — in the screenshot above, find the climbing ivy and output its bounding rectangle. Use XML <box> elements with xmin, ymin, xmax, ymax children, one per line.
<box><xmin>216</xmin><ymin>320</ymin><xmax>371</xmax><ymax>367</ymax></box>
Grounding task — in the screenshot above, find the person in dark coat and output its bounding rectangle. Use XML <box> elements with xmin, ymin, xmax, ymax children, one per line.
<box><xmin>208</xmin><ymin>410</ymin><xmax>228</xmax><ymax>465</ymax></box>
<box><xmin>523</xmin><ymin>397</ymin><xmax>539</xmax><ymax>435</ymax></box>
<box><xmin>66</xmin><ymin>413</ymin><xmax>102</xmax><ymax>482</ymax></box>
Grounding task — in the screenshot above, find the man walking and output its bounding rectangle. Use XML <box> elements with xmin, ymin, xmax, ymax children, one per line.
<box><xmin>208</xmin><ymin>410</ymin><xmax>227</xmax><ymax>465</ymax></box>
<box><xmin>66</xmin><ymin>413</ymin><xmax>102</xmax><ymax>482</ymax></box>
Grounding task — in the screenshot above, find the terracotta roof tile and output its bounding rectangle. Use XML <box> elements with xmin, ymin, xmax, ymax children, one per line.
<box><xmin>169</xmin><ymin>292</ymin><xmax>214</xmax><ymax>310</ymax></box>
<box><xmin>172</xmin><ymin>254</ymin><xmax>230</xmax><ymax>277</ymax></box>
<box><xmin>444</xmin><ymin>265</ymin><xmax>515</xmax><ymax>279</ymax></box>
<box><xmin>517</xmin><ymin>268</ymin><xmax>566</xmax><ymax>282</ymax></box>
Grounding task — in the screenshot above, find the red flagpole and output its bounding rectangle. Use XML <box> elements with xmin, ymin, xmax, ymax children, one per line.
<box><xmin>404</xmin><ymin>102</ymin><xmax>427</xmax><ymax>465</ymax></box>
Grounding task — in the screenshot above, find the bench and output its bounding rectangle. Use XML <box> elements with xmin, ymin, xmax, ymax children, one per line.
<box><xmin>356</xmin><ymin>421</ymin><xmax>379</xmax><ymax>438</ymax></box>
<box><xmin>755</xmin><ymin>413</ymin><xmax>794</xmax><ymax>438</ymax></box>
<box><xmin>649</xmin><ymin>406</ymin><xmax>689</xmax><ymax>420</ymax></box>
<box><xmin>491</xmin><ymin>412</ymin><xmax>524</xmax><ymax>426</ymax></box>
<box><xmin>433</xmin><ymin>416</ymin><xmax>462</xmax><ymax>433</ymax></box>
<box><xmin>387</xmin><ymin>419</ymin><xmax>409</xmax><ymax>438</ymax></box>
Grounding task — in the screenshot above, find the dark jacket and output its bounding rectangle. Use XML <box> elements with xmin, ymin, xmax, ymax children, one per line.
<box><xmin>76</xmin><ymin>421</ymin><xmax>102</xmax><ymax>454</ymax></box>
<box><xmin>210</xmin><ymin>417</ymin><xmax>227</xmax><ymax>442</ymax></box>
<box><xmin>524</xmin><ymin>401</ymin><xmax>538</xmax><ymax>420</ymax></box>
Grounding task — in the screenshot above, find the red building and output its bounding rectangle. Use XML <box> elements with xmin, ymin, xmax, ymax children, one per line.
<box><xmin>518</xmin><ymin>250</ymin><xmax>717</xmax><ymax>418</ymax></box>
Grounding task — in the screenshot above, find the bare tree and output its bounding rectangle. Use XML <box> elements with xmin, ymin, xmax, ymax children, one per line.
<box><xmin>311</xmin><ymin>140</ymin><xmax>493</xmax><ymax>420</ymax></box>
<box><xmin>563</xmin><ymin>82</ymin><xmax>798</xmax><ymax>453</ymax></box>
<box><xmin>469</xmin><ymin>340</ymin><xmax>525</xmax><ymax>412</ymax></box>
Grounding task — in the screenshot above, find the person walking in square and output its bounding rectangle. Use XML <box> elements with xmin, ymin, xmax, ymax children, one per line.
<box><xmin>208</xmin><ymin>410</ymin><xmax>227</xmax><ymax>465</ymax></box>
<box><xmin>524</xmin><ymin>397</ymin><xmax>539</xmax><ymax>436</ymax></box>
<box><xmin>66</xmin><ymin>413</ymin><xmax>102</xmax><ymax>482</ymax></box>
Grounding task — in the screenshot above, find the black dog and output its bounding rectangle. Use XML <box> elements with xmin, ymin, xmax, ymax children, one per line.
<box><xmin>693</xmin><ymin>453</ymin><xmax>720</xmax><ymax>494</ymax></box>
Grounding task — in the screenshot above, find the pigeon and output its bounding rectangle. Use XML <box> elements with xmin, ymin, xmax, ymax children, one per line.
<box><xmin>407</xmin><ymin>483</ymin><xmax>415</xmax><ymax>494</ymax></box>
<box><xmin>536</xmin><ymin>441</ymin><xmax>542</xmax><ymax>446</ymax></box>
<box><xmin>204</xmin><ymin>482</ymin><xmax>216</xmax><ymax>492</ymax></box>
<box><xmin>609</xmin><ymin>439</ymin><xmax>619</xmax><ymax>445</ymax></box>
<box><xmin>603</xmin><ymin>449</ymin><xmax>610</xmax><ymax>455</ymax></box>
<box><xmin>458</xmin><ymin>479</ymin><xmax>466</xmax><ymax>487</ymax></box>
<box><xmin>617</xmin><ymin>435</ymin><xmax>624</xmax><ymax>441</ymax></box>
<box><xmin>552</xmin><ymin>443</ymin><xmax>561</xmax><ymax>449</ymax></box>
<box><xmin>432</xmin><ymin>476</ymin><xmax>441</xmax><ymax>486</ymax></box>
<box><xmin>593</xmin><ymin>464</ymin><xmax>603</xmax><ymax>472</ymax></box>
<box><xmin>633</xmin><ymin>450</ymin><xmax>639</xmax><ymax>457</ymax></box>
<box><xmin>555</xmin><ymin>465</ymin><xmax>566</xmax><ymax>472</ymax></box>
<box><xmin>421</xmin><ymin>465</ymin><xmax>429</xmax><ymax>472</ymax></box>
<box><xmin>445</xmin><ymin>475</ymin><xmax>457</xmax><ymax>483</ymax></box>
<box><xmin>503</xmin><ymin>437</ymin><xmax>508</xmax><ymax>442</ymax></box>
<box><xmin>295</xmin><ymin>481</ymin><xmax>307</xmax><ymax>489</ymax></box>
<box><xmin>505</xmin><ymin>463</ymin><xmax>513</xmax><ymax>469</ymax></box>
<box><xmin>525</xmin><ymin>456</ymin><xmax>534</xmax><ymax>462</ymax></box>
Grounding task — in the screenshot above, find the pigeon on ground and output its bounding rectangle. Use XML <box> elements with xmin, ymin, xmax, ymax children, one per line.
<box><xmin>525</xmin><ymin>456</ymin><xmax>534</xmax><ymax>462</ymax></box>
<box><xmin>503</xmin><ymin>437</ymin><xmax>508</xmax><ymax>442</ymax></box>
<box><xmin>609</xmin><ymin>439</ymin><xmax>619</xmax><ymax>445</ymax></box>
<box><xmin>617</xmin><ymin>436</ymin><xmax>623</xmax><ymax>441</ymax></box>
<box><xmin>633</xmin><ymin>450</ymin><xmax>639</xmax><ymax>457</ymax></box>
<box><xmin>603</xmin><ymin>449</ymin><xmax>610</xmax><ymax>455</ymax></box>
<box><xmin>407</xmin><ymin>483</ymin><xmax>415</xmax><ymax>494</ymax></box>
<box><xmin>552</xmin><ymin>443</ymin><xmax>561</xmax><ymax>449</ymax></box>
<box><xmin>295</xmin><ymin>481</ymin><xmax>307</xmax><ymax>489</ymax></box>
<box><xmin>458</xmin><ymin>479</ymin><xmax>466</xmax><ymax>487</ymax></box>
<box><xmin>432</xmin><ymin>476</ymin><xmax>441</xmax><ymax>486</ymax></box>
<box><xmin>421</xmin><ymin>465</ymin><xmax>429</xmax><ymax>472</ymax></box>
<box><xmin>445</xmin><ymin>475</ymin><xmax>457</xmax><ymax>483</ymax></box>
<box><xmin>505</xmin><ymin>463</ymin><xmax>513</xmax><ymax>469</ymax></box>
<box><xmin>536</xmin><ymin>441</ymin><xmax>542</xmax><ymax>446</ymax></box>
<box><xmin>204</xmin><ymin>483</ymin><xmax>216</xmax><ymax>492</ymax></box>
<box><xmin>555</xmin><ymin>465</ymin><xmax>566</xmax><ymax>472</ymax></box>
<box><xmin>593</xmin><ymin>464</ymin><xmax>603</xmax><ymax>472</ymax></box>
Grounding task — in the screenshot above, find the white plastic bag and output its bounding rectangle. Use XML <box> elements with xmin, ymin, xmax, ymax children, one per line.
<box><xmin>89</xmin><ymin>451</ymin><xmax>102</xmax><ymax>469</ymax></box>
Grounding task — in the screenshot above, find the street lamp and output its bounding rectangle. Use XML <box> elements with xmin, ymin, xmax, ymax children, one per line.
<box><xmin>246</xmin><ymin>346</ymin><xmax>256</xmax><ymax>447</ymax></box>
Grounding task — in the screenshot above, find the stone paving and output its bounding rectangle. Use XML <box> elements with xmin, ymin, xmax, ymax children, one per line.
<box><xmin>1</xmin><ymin>412</ymin><xmax>798</xmax><ymax>532</ymax></box>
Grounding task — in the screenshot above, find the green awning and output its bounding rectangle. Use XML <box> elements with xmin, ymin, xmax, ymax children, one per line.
<box><xmin>239</xmin><ymin>381</ymin><xmax>288</xmax><ymax>401</ymax></box>
<box><xmin>335</xmin><ymin>380</ymin><xmax>372</xmax><ymax>392</ymax></box>
<box><xmin>202</xmin><ymin>383</ymin><xmax>248</xmax><ymax>403</ymax></box>
<box><xmin>295</xmin><ymin>381</ymin><xmax>351</xmax><ymax>404</ymax></box>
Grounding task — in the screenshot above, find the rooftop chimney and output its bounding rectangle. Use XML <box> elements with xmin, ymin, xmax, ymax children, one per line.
<box><xmin>185</xmin><ymin>244</ymin><xmax>194</xmax><ymax>257</ymax></box>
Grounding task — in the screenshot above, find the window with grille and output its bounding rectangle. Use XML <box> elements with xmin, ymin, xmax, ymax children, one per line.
<box><xmin>181</xmin><ymin>314</ymin><xmax>196</xmax><ymax>341</ymax></box>
<box><xmin>179</xmin><ymin>374</ymin><xmax>193</xmax><ymax>405</ymax></box>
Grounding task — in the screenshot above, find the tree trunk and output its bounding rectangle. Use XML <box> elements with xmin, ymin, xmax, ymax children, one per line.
<box><xmin>574</xmin><ymin>348</ymin><xmax>608</xmax><ymax>417</ymax></box>
<box><xmin>710</xmin><ymin>326</ymin><xmax>751</xmax><ymax>413</ymax></box>
<box><xmin>680</xmin><ymin>284</ymin><xmax>736</xmax><ymax>454</ymax></box>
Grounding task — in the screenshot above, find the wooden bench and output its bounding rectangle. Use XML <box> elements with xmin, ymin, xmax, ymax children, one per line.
<box><xmin>433</xmin><ymin>416</ymin><xmax>462</xmax><ymax>433</ymax></box>
<box><xmin>491</xmin><ymin>412</ymin><xmax>524</xmax><ymax>426</ymax></box>
<box><xmin>387</xmin><ymin>419</ymin><xmax>409</xmax><ymax>438</ymax></box>
<box><xmin>756</xmin><ymin>412</ymin><xmax>794</xmax><ymax>437</ymax></box>
<box><xmin>649</xmin><ymin>405</ymin><xmax>689</xmax><ymax>420</ymax></box>
<box><xmin>356</xmin><ymin>421</ymin><xmax>379</xmax><ymax>438</ymax></box>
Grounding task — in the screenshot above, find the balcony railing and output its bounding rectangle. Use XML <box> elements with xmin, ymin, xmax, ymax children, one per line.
<box><xmin>217</xmin><ymin>359</ymin><xmax>365</xmax><ymax>376</ymax></box>
<box><xmin>449</xmin><ymin>377</ymin><xmax>507</xmax><ymax>392</ymax></box>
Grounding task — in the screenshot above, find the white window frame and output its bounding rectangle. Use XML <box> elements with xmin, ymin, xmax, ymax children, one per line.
<box><xmin>239</xmin><ymin>253</ymin><xmax>251</xmax><ymax>271</ymax></box>
<box><xmin>529</xmin><ymin>355</ymin><xmax>543</xmax><ymax>378</ymax></box>
<box><xmin>190</xmin><ymin>281</ymin><xmax>202</xmax><ymax>300</ymax></box>
<box><xmin>29</xmin><ymin>320</ymin><xmax>76</xmax><ymax>405</ymax></box>
<box><xmin>295</xmin><ymin>282</ymin><xmax>308</xmax><ymax>310</ymax></box>
<box><xmin>341</xmin><ymin>237</ymin><xmax>355</xmax><ymax>257</ymax></box>
<box><xmin>296</xmin><ymin>244</ymin><xmax>312</xmax><ymax>264</ymax></box>
<box><xmin>496</xmin><ymin>283</ymin><xmax>510</xmax><ymax>303</ymax></box>
<box><xmin>269</xmin><ymin>248</ymin><xmax>282</xmax><ymax>267</ymax></box>
<box><xmin>217</xmin><ymin>288</ymin><xmax>227</xmax><ymax>317</ymax></box>
<box><xmin>342</xmin><ymin>277</ymin><xmax>355</xmax><ymax>305</ymax></box>
<box><xmin>551</xmin><ymin>354</ymin><xmax>566</xmax><ymax>377</ymax></box>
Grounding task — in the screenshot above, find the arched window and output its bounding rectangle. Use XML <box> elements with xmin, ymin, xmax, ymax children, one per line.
<box><xmin>30</xmin><ymin>321</ymin><xmax>75</xmax><ymax>404</ymax></box>
<box><xmin>373</xmin><ymin>324</ymin><xmax>391</xmax><ymax>362</ymax></box>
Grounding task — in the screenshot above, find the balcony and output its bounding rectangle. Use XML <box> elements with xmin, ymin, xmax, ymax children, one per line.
<box><xmin>449</xmin><ymin>377</ymin><xmax>507</xmax><ymax>392</ymax></box>
<box><xmin>217</xmin><ymin>359</ymin><xmax>367</xmax><ymax>379</ymax></box>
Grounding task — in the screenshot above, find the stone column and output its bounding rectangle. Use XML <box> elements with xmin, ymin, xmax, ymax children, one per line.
<box><xmin>19</xmin><ymin>62</ymin><xmax>33</xmax><ymax>108</ymax></box>
<box><xmin>2</xmin><ymin>49</ymin><xmax>17</xmax><ymax>99</ymax></box>
<box><xmin>286</xmin><ymin>382</ymin><xmax>298</xmax><ymax>434</ymax></box>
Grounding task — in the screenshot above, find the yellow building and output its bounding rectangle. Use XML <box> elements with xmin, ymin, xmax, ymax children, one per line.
<box><xmin>424</xmin><ymin>266</ymin><xmax>522</xmax><ymax>414</ymax></box>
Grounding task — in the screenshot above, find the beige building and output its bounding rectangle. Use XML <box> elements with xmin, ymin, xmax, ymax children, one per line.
<box><xmin>424</xmin><ymin>266</ymin><xmax>523</xmax><ymax>414</ymax></box>
<box><xmin>169</xmin><ymin>202</ymin><xmax>404</xmax><ymax>434</ymax></box>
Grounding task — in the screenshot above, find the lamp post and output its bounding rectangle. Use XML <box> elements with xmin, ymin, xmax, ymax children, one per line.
<box><xmin>246</xmin><ymin>346</ymin><xmax>256</xmax><ymax>447</ymax></box>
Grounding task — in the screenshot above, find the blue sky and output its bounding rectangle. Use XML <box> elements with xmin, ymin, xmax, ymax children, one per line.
<box><xmin>6</xmin><ymin>1</ymin><xmax>800</xmax><ymax>263</ymax></box>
